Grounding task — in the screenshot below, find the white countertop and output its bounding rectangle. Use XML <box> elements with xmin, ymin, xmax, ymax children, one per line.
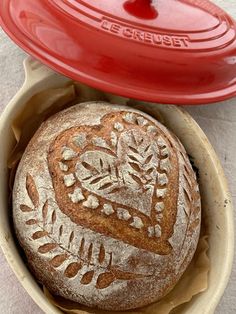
<box><xmin>0</xmin><ymin>1</ymin><xmax>235</xmax><ymax>313</ymax></box>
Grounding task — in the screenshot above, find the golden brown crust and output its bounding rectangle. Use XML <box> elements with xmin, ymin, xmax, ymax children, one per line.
<box><xmin>13</xmin><ymin>102</ymin><xmax>201</xmax><ymax>310</ymax></box>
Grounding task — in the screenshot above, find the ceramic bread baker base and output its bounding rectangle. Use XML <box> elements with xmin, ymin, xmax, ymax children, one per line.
<box><xmin>0</xmin><ymin>58</ymin><xmax>234</xmax><ymax>314</ymax></box>
<box><xmin>9</xmin><ymin>71</ymin><xmax>208</xmax><ymax>313</ymax></box>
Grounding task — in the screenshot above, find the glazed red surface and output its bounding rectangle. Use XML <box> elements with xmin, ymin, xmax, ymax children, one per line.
<box><xmin>0</xmin><ymin>0</ymin><xmax>236</xmax><ymax>104</ymax></box>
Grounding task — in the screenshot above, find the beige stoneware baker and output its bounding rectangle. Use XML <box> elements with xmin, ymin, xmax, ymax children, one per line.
<box><xmin>0</xmin><ymin>58</ymin><xmax>234</xmax><ymax>314</ymax></box>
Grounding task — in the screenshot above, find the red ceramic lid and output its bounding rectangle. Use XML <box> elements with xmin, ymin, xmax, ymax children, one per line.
<box><xmin>0</xmin><ymin>0</ymin><xmax>236</xmax><ymax>105</ymax></box>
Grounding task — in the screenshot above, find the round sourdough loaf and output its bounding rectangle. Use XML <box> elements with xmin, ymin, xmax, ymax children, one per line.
<box><xmin>13</xmin><ymin>102</ymin><xmax>201</xmax><ymax>310</ymax></box>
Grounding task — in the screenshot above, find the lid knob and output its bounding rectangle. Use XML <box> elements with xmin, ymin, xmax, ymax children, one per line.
<box><xmin>124</xmin><ymin>0</ymin><xmax>158</xmax><ymax>19</ymax></box>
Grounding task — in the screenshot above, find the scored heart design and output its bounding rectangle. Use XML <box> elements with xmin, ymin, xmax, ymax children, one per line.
<box><xmin>48</xmin><ymin>111</ymin><xmax>179</xmax><ymax>255</ymax></box>
<box><xmin>76</xmin><ymin>128</ymin><xmax>159</xmax><ymax>217</ymax></box>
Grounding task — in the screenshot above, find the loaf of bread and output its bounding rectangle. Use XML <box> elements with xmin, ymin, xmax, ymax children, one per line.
<box><xmin>13</xmin><ymin>102</ymin><xmax>201</xmax><ymax>311</ymax></box>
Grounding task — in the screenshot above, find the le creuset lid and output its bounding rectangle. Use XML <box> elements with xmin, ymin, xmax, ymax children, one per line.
<box><xmin>0</xmin><ymin>0</ymin><xmax>236</xmax><ymax>104</ymax></box>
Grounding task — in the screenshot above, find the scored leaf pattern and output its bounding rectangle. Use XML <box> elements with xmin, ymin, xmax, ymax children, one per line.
<box><xmin>42</xmin><ymin>200</ymin><xmax>49</xmax><ymax>225</ymax></box>
<box><xmin>32</xmin><ymin>231</ymin><xmax>48</xmax><ymax>240</ymax></box>
<box><xmin>80</xmin><ymin>155</ymin><xmax>121</xmax><ymax>194</ymax></box>
<box><xmin>20</xmin><ymin>173</ymin><xmax>149</xmax><ymax>289</ymax></box>
<box><xmin>38</xmin><ymin>243</ymin><xmax>58</xmax><ymax>254</ymax></box>
<box><xmin>98</xmin><ymin>244</ymin><xmax>105</xmax><ymax>264</ymax></box>
<box><xmin>26</xmin><ymin>174</ymin><xmax>39</xmax><ymax>208</ymax></box>
<box><xmin>96</xmin><ymin>272</ymin><xmax>115</xmax><ymax>289</ymax></box>
<box><xmin>76</xmin><ymin>127</ymin><xmax>161</xmax><ymax>225</ymax></box>
<box><xmin>20</xmin><ymin>205</ymin><xmax>33</xmax><ymax>212</ymax></box>
<box><xmin>26</xmin><ymin>219</ymin><xmax>38</xmax><ymax>225</ymax></box>
<box><xmin>65</xmin><ymin>262</ymin><xmax>82</xmax><ymax>278</ymax></box>
<box><xmin>174</xmin><ymin>144</ymin><xmax>201</xmax><ymax>255</ymax></box>
<box><xmin>81</xmin><ymin>270</ymin><xmax>95</xmax><ymax>284</ymax></box>
<box><xmin>126</xmin><ymin>139</ymin><xmax>157</xmax><ymax>189</ymax></box>
<box><xmin>85</xmin><ymin>132</ymin><xmax>155</xmax><ymax>193</ymax></box>
<box><xmin>50</xmin><ymin>254</ymin><xmax>68</xmax><ymax>268</ymax></box>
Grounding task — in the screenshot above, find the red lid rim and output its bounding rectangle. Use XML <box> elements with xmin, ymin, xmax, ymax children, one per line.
<box><xmin>1</xmin><ymin>0</ymin><xmax>236</xmax><ymax>105</ymax></box>
<box><xmin>2</xmin><ymin>20</ymin><xmax>235</xmax><ymax>106</ymax></box>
